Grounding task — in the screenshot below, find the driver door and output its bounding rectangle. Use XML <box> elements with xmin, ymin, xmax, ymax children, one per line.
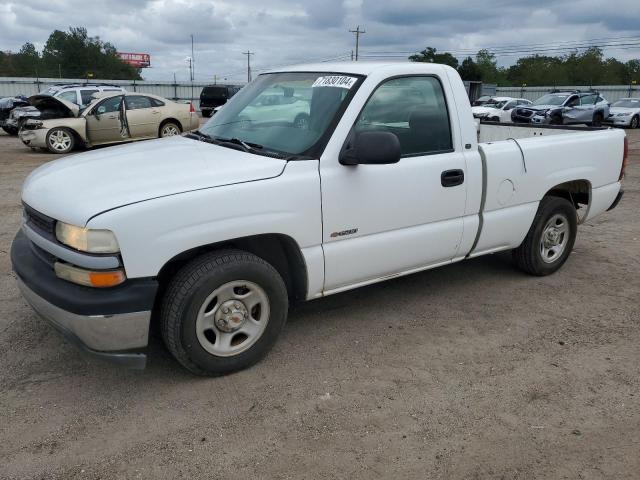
<box><xmin>320</xmin><ymin>76</ymin><xmax>467</xmax><ymax>292</ymax></box>
<box><xmin>85</xmin><ymin>95</ymin><xmax>129</xmax><ymax>144</ymax></box>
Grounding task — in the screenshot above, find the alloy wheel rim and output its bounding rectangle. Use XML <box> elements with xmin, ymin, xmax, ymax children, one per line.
<box><xmin>540</xmin><ymin>213</ymin><xmax>569</xmax><ymax>263</ymax></box>
<box><xmin>49</xmin><ymin>130</ymin><xmax>71</xmax><ymax>151</ymax></box>
<box><xmin>195</xmin><ymin>280</ymin><xmax>270</xmax><ymax>357</ymax></box>
<box><xmin>162</xmin><ymin>125</ymin><xmax>179</xmax><ymax>136</ymax></box>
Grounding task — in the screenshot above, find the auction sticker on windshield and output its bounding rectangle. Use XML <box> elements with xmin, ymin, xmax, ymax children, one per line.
<box><xmin>312</xmin><ymin>76</ymin><xmax>358</xmax><ymax>89</ymax></box>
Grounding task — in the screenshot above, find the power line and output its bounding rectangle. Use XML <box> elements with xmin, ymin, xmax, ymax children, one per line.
<box><xmin>349</xmin><ymin>26</ymin><xmax>366</xmax><ymax>61</ymax></box>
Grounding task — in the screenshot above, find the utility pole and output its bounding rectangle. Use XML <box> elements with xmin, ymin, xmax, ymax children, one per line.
<box><xmin>349</xmin><ymin>26</ymin><xmax>365</xmax><ymax>61</ymax></box>
<box><xmin>243</xmin><ymin>51</ymin><xmax>254</xmax><ymax>83</ymax></box>
<box><xmin>190</xmin><ymin>34</ymin><xmax>195</xmax><ymax>81</ymax></box>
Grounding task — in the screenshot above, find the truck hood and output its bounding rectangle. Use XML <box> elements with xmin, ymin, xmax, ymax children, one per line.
<box><xmin>22</xmin><ymin>136</ymin><xmax>287</xmax><ymax>226</ymax></box>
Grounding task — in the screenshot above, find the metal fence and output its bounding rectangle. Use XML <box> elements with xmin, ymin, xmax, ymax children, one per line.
<box><xmin>0</xmin><ymin>77</ymin><xmax>243</xmax><ymax>110</ymax></box>
<box><xmin>495</xmin><ymin>85</ymin><xmax>640</xmax><ymax>103</ymax></box>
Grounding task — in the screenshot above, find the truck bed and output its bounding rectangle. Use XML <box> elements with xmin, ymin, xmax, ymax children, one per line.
<box><xmin>469</xmin><ymin>123</ymin><xmax>625</xmax><ymax>257</ymax></box>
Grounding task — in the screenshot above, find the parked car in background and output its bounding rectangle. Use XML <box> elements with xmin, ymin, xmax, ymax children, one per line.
<box><xmin>11</xmin><ymin>62</ymin><xmax>627</xmax><ymax>374</ymax></box>
<box><xmin>19</xmin><ymin>92</ymin><xmax>198</xmax><ymax>153</ymax></box>
<box><xmin>472</xmin><ymin>97</ymin><xmax>532</xmax><ymax>122</ymax></box>
<box><xmin>199</xmin><ymin>84</ymin><xmax>242</xmax><ymax>117</ymax></box>
<box><xmin>512</xmin><ymin>90</ymin><xmax>609</xmax><ymax>126</ymax></box>
<box><xmin>605</xmin><ymin>98</ymin><xmax>640</xmax><ymax>129</ymax></box>
<box><xmin>5</xmin><ymin>84</ymin><xmax>127</xmax><ymax>134</ymax></box>
<box><xmin>0</xmin><ymin>95</ymin><xmax>30</xmax><ymax>135</ymax></box>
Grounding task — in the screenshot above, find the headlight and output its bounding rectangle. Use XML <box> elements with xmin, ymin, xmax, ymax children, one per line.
<box><xmin>55</xmin><ymin>221</ymin><xmax>120</xmax><ymax>253</ymax></box>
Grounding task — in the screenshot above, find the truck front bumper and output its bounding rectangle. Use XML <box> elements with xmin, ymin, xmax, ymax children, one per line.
<box><xmin>11</xmin><ymin>230</ymin><xmax>158</xmax><ymax>369</ymax></box>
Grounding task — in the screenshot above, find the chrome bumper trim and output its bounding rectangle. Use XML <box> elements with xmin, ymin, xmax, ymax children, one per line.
<box><xmin>22</xmin><ymin>222</ymin><xmax>121</xmax><ymax>269</ymax></box>
<box><xmin>17</xmin><ymin>277</ymin><xmax>150</xmax><ymax>359</ymax></box>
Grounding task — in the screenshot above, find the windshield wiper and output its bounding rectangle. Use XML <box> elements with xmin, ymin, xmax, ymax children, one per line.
<box><xmin>214</xmin><ymin>136</ymin><xmax>264</xmax><ymax>152</ymax></box>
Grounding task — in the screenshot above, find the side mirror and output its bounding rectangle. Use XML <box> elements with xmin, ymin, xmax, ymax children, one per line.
<box><xmin>340</xmin><ymin>131</ymin><xmax>401</xmax><ymax>166</ymax></box>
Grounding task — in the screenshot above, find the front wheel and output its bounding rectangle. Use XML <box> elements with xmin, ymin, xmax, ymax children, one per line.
<box><xmin>512</xmin><ymin>196</ymin><xmax>577</xmax><ymax>276</ymax></box>
<box><xmin>160</xmin><ymin>250</ymin><xmax>288</xmax><ymax>375</ymax></box>
<box><xmin>590</xmin><ymin>112</ymin><xmax>603</xmax><ymax>127</ymax></box>
<box><xmin>631</xmin><ymin>115</ymin><xmax>639</xmax><ymax>129</ymax></box>
<box><xmin>46</xmin><ymin>127</ymin><xmax>75</xmax><ymax>154</ymax></box>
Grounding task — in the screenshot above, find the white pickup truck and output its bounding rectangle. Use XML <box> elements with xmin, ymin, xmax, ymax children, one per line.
<box><xmin>11</xmin><ymin>62</ymin><xmax>628</xmax><ymax>375</ymax></box>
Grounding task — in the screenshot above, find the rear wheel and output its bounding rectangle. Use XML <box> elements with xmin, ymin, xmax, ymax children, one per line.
<box><xmin>160</xmin><ymin>249</ymin><xmax>288</xmax><ymax>375</ymax></box>
<box><xmin>294</xmin><ymin>113</ymin><xmax>310</xmax><ymax>129</ymax></box>
<box><xmin>46</xmin><ymin>127</ymin><xmax>75</xmax><ymax>154</ymax></box>
<box><xmin>512</xmin><ymin>196</ymin><xmax>577</xmax><ymax>276</ymax></box>
<box><xmin>160</xmin><ymin>121</ymin><xmax>181</xmax><ymax>138</ymax></box>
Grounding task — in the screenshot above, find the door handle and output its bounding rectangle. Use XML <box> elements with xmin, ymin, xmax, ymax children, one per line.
<box><xmin>107</xmin><ymin>115</ymin><xmax>117</xmax><ymax>119</ymax></box>
<box><xmin>151</xmin><ymin>110</ymin><xmax>160</xmax><ymax>114</ymax></box>
<box><xmin>441</xmin><ymin>169</ymin><xmax>464</xmax><ymax>187</ymax></box>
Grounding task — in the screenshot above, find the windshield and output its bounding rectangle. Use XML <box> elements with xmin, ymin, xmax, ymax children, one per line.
<box><xmin>612</xmin><ymin>99</ymin><xmax>640</xmax><ymax>108</ymax></box>
<box><xmin>39</xmin><ymin>87</ymin><xmax>59</xmax><ymax>96</ymax></box>
<box><xmin>533</xmin><ymin>94</ymin><xmax>569</xmax><ymax>106</ymax></box>
<box><xmin>198</xmin><ymin>72</ymin><xmax>362</xmax><ymax>156</ymax></box>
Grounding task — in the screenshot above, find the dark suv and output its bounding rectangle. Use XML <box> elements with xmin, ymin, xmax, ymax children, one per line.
<box><xmin>199</xmin><ymin>85</ymin><xmax>242</xmax><ymax>117</ymax></box>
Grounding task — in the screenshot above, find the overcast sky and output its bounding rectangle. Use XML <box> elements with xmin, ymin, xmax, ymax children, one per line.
<box><xmin>1</xmin><ymin>0</ymin><xmax>640</xmax><ymax>82</ymax></box>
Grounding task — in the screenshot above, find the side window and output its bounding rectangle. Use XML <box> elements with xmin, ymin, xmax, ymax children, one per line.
<box><xmin>517</xmin><ymin>99</ymin><xmax>530</xmax><ymax>105</ymax></box>
<box><xmin>581</xmin><ymin>94</ymin><xmax>597</xmax><ymax>105</ymax></box>
<box><xmin>150</xmin><ymin>98</ymin><xmax>165</xmax><ymax>107</ymax></box>
<box><xmin>57</xmin><ymin>90</ymin><xmax>78</xmax><ymax>105</ymax></box>
<box><xmin>80</xmin><ymin>89</ymin><xmax>99</xmax><ymax>105</ymax></box>
<box><xmin>96</xmin><ymin>96</ymin><xmax>122</xmax><ymax>114</ymax></box>
<box><xmin>355</xmin><ymin>76</ymin><xmax>452</xmax><ymax>156</ymax></box>
<box><xmin>566</xmin><ymin>96</ymin><xmax>580</xmax><ymax>107</ymax></box>
<box><xmin>125</xmin><ymin>95</ymin><xmax>153</xmax><ymax>110</ymax></box>
<box><xmin>503</xmin><ymin>101</ymin><xmax>517</xmax><ymax>110</ymax></box>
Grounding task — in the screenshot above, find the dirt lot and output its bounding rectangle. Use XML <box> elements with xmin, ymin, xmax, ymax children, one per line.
<box><xmin>0</xmin><ymin>129</ymin><xmax>638</xmax><ymax>480</ymax></box>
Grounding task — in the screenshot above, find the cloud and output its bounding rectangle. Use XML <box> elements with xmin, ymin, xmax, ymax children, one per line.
<box><xmin>1</xmin><ymin>0</ymin><xmax>639</xmax><ymax>81</ymax></box>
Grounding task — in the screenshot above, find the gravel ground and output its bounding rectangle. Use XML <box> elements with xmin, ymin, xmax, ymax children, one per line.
<box><xmin>0</xmin><ymin>128</ymin><xmax>638</xmax><ymax>480</ymax></box>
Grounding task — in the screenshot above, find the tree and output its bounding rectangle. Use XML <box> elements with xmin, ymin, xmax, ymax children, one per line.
<box><xmin>458</xmin><ymin>57</ymin><xmax>481</xmax><ymax>81</ymax></box>
<box><xmin>0</xmin><ymin>27</ymin><xmax>141</xmax><ymax>80</ymax></box>
<box><xmin>409</xmin><ymin>47</ymin><xmax>459</xmax><ymax>69</ymax></box>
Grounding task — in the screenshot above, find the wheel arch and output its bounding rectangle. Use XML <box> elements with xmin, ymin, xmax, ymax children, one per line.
<box><xmin>156</xmin><ymin>233</ymin><xmax>309</xmax><ymax>305</ymax></box>
<box><xmin>544</xmin><ymin>179</ymin><xmax>591</xmax><ymax>223</ymax></box>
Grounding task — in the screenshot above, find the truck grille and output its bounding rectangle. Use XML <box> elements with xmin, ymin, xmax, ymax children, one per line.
<box><xmin>23</xmin><ymin>203</ymin><xmax>56</xmax><ymax>237</ymax></box>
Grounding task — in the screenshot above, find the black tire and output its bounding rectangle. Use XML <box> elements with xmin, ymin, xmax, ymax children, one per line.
<box><xmin>631</xmin><ymin>115</ymin><xmax>639</xmax><ymax>129</ymax></box>
<box><xmin>46</xmin><ymin>127</ymin><xmax>75</xmax><ymax>154</ymax></box>
<box><xmin>2</xmin><ymin>125</ymin><xmax>19</xmax><ymax>135</ymax></box>
<box><xmin>590</xmin><ymin>112</ymin><xmax>603</xmax><ymax>127</ymax></box>
<box><xmin>550</xmin><ymin>115</ymin><xmax>563</xmax><ymax>125</ymax></box>
<box><xmin>294</xmin><ymin>113</ymin><xmax>310</xmax><ymax>129</ymax></box>
<box><xmin>160</xmin><ymin>249</ymin><xmax>289</xmax><ymax>376</ymax></box>
<box><xmin>512</xmin><ymin>196</ymin><xmax>577</xmax><ymax>276</ymax></box>
<box><xmin>201</xmin><ymin>110</ymin><xmax>212</xmax><ymax>118</ymax></box>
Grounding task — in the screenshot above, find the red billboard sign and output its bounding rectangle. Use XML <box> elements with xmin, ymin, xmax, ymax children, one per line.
<box><xmin>117</xmin><ymin>52</ymin><xmax>151</xmax><ymax>68</ymax></box>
